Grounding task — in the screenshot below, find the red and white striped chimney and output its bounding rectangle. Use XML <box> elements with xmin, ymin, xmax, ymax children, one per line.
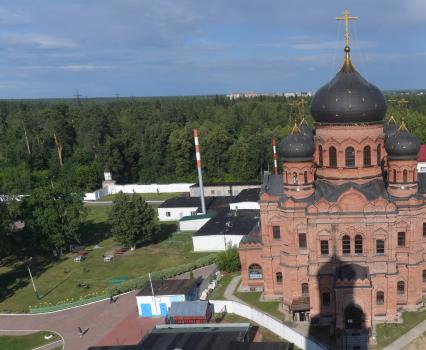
<box><xmin>272</xmin><ymin>137</ymin><xmax>278</xmax><ymax>175</ymax></box>
<box><xmin>193</xmin><ymin>129</ymin><xmax>206</xmax><ymax>214</ymax></box>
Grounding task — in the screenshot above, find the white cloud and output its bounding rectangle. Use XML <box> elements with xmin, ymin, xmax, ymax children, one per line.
<box><xmin>0</xmin><ymin>32</ymin><xmax>76</xmax><ymax>49</ymax></box>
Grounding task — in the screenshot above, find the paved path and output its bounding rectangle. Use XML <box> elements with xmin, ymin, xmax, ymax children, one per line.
<box><xmin>0</xmin><ymin>291</ymin><xmax>140</xmax><ymax>350</ymax></box>
<box><xmin>34</xmin><ymin>339</ymin><xmax>63</xmax><ymax>350</ymax></box>
<box><xmin>383</xmin><ymin>320</ymin><xmax>426</xmax><ymax>350</ymax></box>
<box><xmin>223</xmin><ymin>275</ymin><xmax>243</xmax><ymax>302</ymax></box>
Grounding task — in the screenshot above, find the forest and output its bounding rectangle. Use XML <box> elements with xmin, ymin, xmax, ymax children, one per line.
<box><xmin>0</xmin><ymin>93</ymin><xmax>426</xmax><ymax>196</ymax></box>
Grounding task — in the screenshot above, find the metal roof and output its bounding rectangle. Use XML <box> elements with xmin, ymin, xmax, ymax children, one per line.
<box><xmin>168</xmin><ymin>301</ymin><xmax>210</xmax><ymax>317</ymax></box>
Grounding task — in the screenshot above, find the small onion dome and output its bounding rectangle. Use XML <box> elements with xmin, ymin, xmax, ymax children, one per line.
<box><xmin>279</xmin><ymin>124</ymin><xmax>315</xmax><ymax>162</ymax></box>
<box><xmin>311</xmin><ymin>46</ymin><xmax>387</xmax><ymax>124</ymax></box>
<box><xmin>383</xmin><ymin>116</ymin><xmax>398</xmax><ymax>140</ymax></box>
<box><xmin>385</xmin><ymin>122</ymin><xmax>420</xmax><ymax>160</ymax></box>
<box><xmin>299</xmin><ymin>118</ymin><xmax>314</xmax><ymax>139</ymax></box>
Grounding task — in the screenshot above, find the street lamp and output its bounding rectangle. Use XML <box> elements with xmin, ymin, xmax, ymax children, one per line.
<box><xmin>26</xmin><ymin>257</ymin><xmax>40</xmax><ymax>300</ymax></box>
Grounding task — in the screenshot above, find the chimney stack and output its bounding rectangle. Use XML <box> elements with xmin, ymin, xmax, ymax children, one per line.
<box><xmin>193</xmin><ymin>129</ymin><xmax>206</xmax><ymax>214</ymax></box>
<box><xmin>272</xmin><ymin>137</ymin><xmax>278</xmax><ymax>175</ymax></box>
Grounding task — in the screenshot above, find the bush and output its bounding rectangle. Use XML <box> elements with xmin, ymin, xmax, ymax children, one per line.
<box><xmin>216</xmin><ymin>246</ymin><xmax>240</xmax><ymax>272</ymax></box>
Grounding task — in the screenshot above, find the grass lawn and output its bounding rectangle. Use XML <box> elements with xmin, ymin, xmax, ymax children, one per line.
<box><xmin>0</xmin><ymin>331</ymin><xmax>60</xmax><ymax>350</ymax></box>
<box><xmin>209</xmin><ymin>272</ymin><xmax>239</xmax><ymax>300</ymax></box>
<box><xmin>0</xmin><ymin>206</ymin><xmax>207</xmax><ymax>313</ymax></box>
<box><xmin>234</xmin><ymin>290</ymin><xmax>285</xmax><ymax>321</ymax></box>
<box><xmin>98</xmin><ymin>192</ymin><xmax>183</xmax><ymax>201</ymax></box>
<box><xmin>373</xmin><ymin>308</ymin><xmax>426</xmax><ymax>349</ymax></box>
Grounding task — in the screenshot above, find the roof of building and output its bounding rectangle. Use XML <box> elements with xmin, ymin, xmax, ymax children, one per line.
<box><xmin>385</xmin><ymin>126</ymin><xmax>420</xmax><ymax>161</ymax></box>
<box><xmin>168</xmin><ymin>301</ymin><xmax>210</xmax><ymax>317</ymax></box>
<box><xmin>279</xmin><ymin>126</ymin><xmax>315</xmax><ymax>162</ymax></box>
<box><xmin>179</xmin><ymin>214</ymin><xmax>211</xmax><ymax>222</ymax></box>
<box><xmin>137</xmin><ymin>278</ymin><xmax>201</xmax><ymax>297</ymax></box>
<box><xmin>418</xmin><ymin>145</ymin><xmax>426</xmax><ymax>162</ymax></box>
<box><xmin>194</xmin><ymin>208</ymin><xmax>259</xmax><ymax>237</ymax></box>
<box><xmin>190</xmin><ymin>182</ymin><xmax>260</xmax><ymax>188</ymax></box>
<box><xmin>384</xmin><ymin>118</ymin><xmax>399</xmax><ymax>140</ymax></box>
<box><xmin>240</xmin><ymin>230</ymin><xmax>263</xmax><ymax>245</ymax></box>
<box><xmin>310</xmin><ymin>46</ymin><xmax>387</xmax><ymax>124</ymax></box>
<box><xmin>159</xmin><ymin>197</ymin><xmax>213</xmax><ymax>209</ymax></box>
<box><xmin>208</xmin><ymin>196</ymin><xmax>234</xmax><ymax>210</ymax></box>
<box><xmin>231</xmin><ymin>188</ymin><xmax>260</xmax><ymax>204</ymax></box>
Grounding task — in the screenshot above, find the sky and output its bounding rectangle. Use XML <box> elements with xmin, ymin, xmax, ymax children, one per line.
<box><xmin>0</xmin><ymin>0</ymin><xmax>424</xmax><ymax>98</ymax></box>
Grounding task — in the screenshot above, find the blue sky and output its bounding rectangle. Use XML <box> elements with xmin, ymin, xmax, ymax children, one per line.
<box><xmin>0</xmin><ymin>0</ymin><xmax>424</xmax><ymax>98</ymax></box>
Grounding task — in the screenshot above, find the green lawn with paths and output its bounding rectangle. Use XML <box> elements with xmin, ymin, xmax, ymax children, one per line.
<box><xmin>209</xmin><ymin>272</ymin><xmax>239</xmax><ymax>300</ymax></box>
<box><xmin>0</xmin><ymin>206</ymin><xmax>207</xmax><ymax>313</ymax></box>
<box><xmin>0</xmin><ymin>331</ymin><xmax>60</xmax><ymax>350</ymax></box>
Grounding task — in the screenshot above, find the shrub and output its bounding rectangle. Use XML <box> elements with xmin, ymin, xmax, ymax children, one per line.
<box><xmin>216</xmin><ymin>246</ymin><xmax>240</xmax><ymax>272</ymax></box>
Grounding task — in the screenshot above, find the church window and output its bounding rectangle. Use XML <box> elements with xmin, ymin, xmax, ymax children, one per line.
<box><xmin>398</xmin><ymin>232</ymin><xmax>406</xmax><ymax>247</ymax></box>
<box><xmin>319</xmin><ymin>145</ymin><xmax>323</xmax><ymax>166</ymax></box>
<box><xmin>329</xmin><ymin>147</ymin><xmax>337</xmax><ymax>168</ymax></box>
<box><xmin>322</xmin><ymin>292</ymin><xmax>331</xmax><ymax>306</ymax></box>
<box><xmin>403</xmin><ymin>169</ymin><xmax>408</xmax><ymax>183</ymax></box>
<box><xmin>299</xmin><ymin>233</ymin><xmax>307</xmax><ymax>249</ymax></box>
<box><xmin>423</xmin><ymin>270</ymin><xmax>426</xmax><ymax>283</ymax></box>
<box><xmin>376</xmin><ymin>239</ymin><xmax>385</xmax><ymax>254</ymax></box>
<box><xmin>355</xmin><ymin>235</ymin><xmax>363</xmax><ymax>254</ymax></box>
<box><xmin>376</xmin><ymin>291</ymin><xmax>384</xmax><ymax>305</ymax></box>
<box><xmin>423</xmin><ymin>223</ymin><xmax>426</xmax><ymax>237</ymax></box>
<box><xmin>276</xmin><ymin>272</ymin><xmax>283</xmax><ymax>284</ymax></box>
<box><xmin>397</xmin><ymin>281</ymin><xmax>405</xmax><ymax>295</ymax></box>
<box><xmin>342</xmin><ymin>235</ymin><xmax>351</xmax><ymax>255</ymax></box>
<box><xmin>393</xmin><ymin>169</ymin><xmax>397</xmax><ymax>182</ymax></box>
<box><xmin>293</xmin><ymin>172</ymin><xmax>298</xmax><ymax>184</ymax></box>
<box><xmin>345</xmin><ymin>147</ymin><xmax>355</xmax><ymax>168</ymax></box>
<box><xmin>272</xmin><ymin>226</ymin><xmax>280</xmax><ymax>239</ymax></box>
<box><xmin>320</xmin><ymin>240</ymin><xmax>329</xmax><ymax>255</ymax></box>
<box><xmin>304</xmin><ymin>171</ymin><xmax>308</xmax><ymax>184</ymax></box>
<box><xmin>363</xmin><ymin>146</ymin><xmax>371</xmax><ymax>166</ymax></box>
<box><xmin>301</xmin><ymin>283</ymin><xmax>309</xmax><ymax>296</ymax></box>
<box><xmin>377</xmin><ymin>144</ymin><xmax>381</xmax><ymax>165</ymax></box>
<box><xmin>248</xmin><ymin>264</ymin><xmax>263</xmax><ymax>280</ymax></box>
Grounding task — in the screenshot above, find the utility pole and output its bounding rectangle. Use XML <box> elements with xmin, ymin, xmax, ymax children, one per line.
<box><xmin>73</xmin><ymin>89</ymin><xmax>82</xmax><ymax>107</ymax></box>
<box><xmin>26</xmin><ymin>258</ymin><xmax>40</xmax><ymax>300</ymax></box>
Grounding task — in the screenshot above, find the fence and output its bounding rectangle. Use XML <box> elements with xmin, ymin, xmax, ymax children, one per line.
<box><xmin>84</xmin><ymin>183</ymin><xmax>195</xmax><ymax>201</ymax></box>
<box><xmin>210</xmin><ymin>300</ymin><xmax>328</xmax><ymax>350</ymax></box>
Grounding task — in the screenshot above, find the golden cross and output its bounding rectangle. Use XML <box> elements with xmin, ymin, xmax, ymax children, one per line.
<box><xmin>336</xmin><ymin>9</ymin><xmax>358</xmax><ymax>47</ymax></box>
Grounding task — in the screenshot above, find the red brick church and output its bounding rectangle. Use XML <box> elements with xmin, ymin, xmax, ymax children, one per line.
<box><xmin>239</xmin><ymin>18</ymin><xmax>425</xmax><ymax>346</ymax></box>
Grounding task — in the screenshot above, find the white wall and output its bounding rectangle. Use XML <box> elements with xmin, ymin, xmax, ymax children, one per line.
<box><xmin>417</xmin><ymin>162</ymin><xmax>426</xmax><ymax>173</ymax></box>
<box><xmin>179</xmin><ymin>217</ymin><xmax>210</xmax><ymax>231</ymax></box>
<box><xmin>136</xmin><ymin>294</ymin><xmax>185</xmax><ymax>317</ymax></box>
<box><xmin>229</xmin><ymin>202</ymin><xmax>260</xmax><ymax>210</ymax></box>
<box><xmin>158</xmin><ymin>207</ymin><xmax>199</xmax><ymax>222</ymax></box>
<box><xmin>193</xmin><ymin>235</ymin><xmax>243</xmax><ymax>252</ymax></box>
<box><xmin>210</xmin><ymin>300</ymin><xmax>327</xmax><ymax>350</ymax></box>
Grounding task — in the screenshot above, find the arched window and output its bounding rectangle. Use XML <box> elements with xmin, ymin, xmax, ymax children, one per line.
<box><xmin>292</xmin><ymin>172</ymin><xmax>298</xmax><ymax>184</ymax></box>
<box><xmin>403</xmin><ymin>169</ymin><xmax>408</xmax><ymax>183</ymax></box>
<box><xmin>376</xmin><ymin>291</ymin><xmax>384</xmax><ymax>305</ymax></box>
<box><xmin>377</xmin><ymin>144</ymin><xmax>381</xmax><ymax>165</ymax></box>
<box><xmin>342</xmin><ymin>235</ymin><xmax>351</xmax><ymax>255</ymax></box>
<box><xmin>329</xmin><ymin>146</ymin><xmax>337</xmax><ymax>168</ymax></box>
<box><xmin>363</xmin><ymin>146</ymin><xmax>371</xmax><ymax>166</ymax></box>
<box><xmin>397</xmin><ymin>281</ymin><xmax>405</xmax><ymax>295</ymax></box>
<box><xmin>301</xmin><ymin>283</ymin><xmax>309</xmax><ymax>296</ymax></box>
<box><xmin>423</xmin><ymin>270</ymin><xmax>426</xmax><ymax>283</ymax></box>
<box><xmin>322</xmin><ymin>292</ymin><xmax>331</xmax><ymax>306</ymax></box>
<box><xmin>276</xmin><ymin>272</ymin><xmax>283</xmax><ymax>284</ymax></box>
<box><xmin>345</xmin><ymin>147</ymin><xmax>355</xmax><ymax>168</ymax></box>
<box><xmin>393</xmin><ymin>169</ymin><xmax>397</xmax><ymax>183</ymax></box>
<box><xmin>248</xmin><ymin>264</ymin><xmax>263</xmax><ymax>280</ymax></box>
<box><xmin>304</xmin><ymin>171</ymin><xmax>308</xmax><ymax>184</ymax></box>
<box><xmin>318</xmin><ymin>145</ymin><xmax>323</xmax><ymax>166</ymax></box>
<box><xmin>355</xmin><ymin>235</ymin><xmax>363</xmax><ymax>254</ymax></box>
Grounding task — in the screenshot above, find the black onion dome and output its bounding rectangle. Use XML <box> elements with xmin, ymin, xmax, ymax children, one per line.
<box><xmin>311</xmin><ymin>47</ymin><xmax>387</xmax><ymax>124</ymax></box>
<box><xmin>385</xmin><ymin>124</ymin><xmax>420</xmax><ymax>160</ymax></box>
<box><xmin>299</xmin><ymin>119</ymin><xmax>314</xmax><ymax>139</ymax></box>
<box><xmin>383</xmin><ymin>117</ymin><xmax>398</xmax><ymax>140</ymax></box>
<box><xmin>279</xmin><ymin>126</ymin><xmax>315</xmax><ymax>162</ymax></box>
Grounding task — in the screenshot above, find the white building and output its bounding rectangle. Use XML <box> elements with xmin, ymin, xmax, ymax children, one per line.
<box><xmin>157</xmin><ymin>197</ymin><xmax>213</xmax><ymax>222</ymax></box>
<box><xmin>136</xmin><ymin>279</ymin><xmax>199</xmax><ymax>317</ymax></box>
<box><xmin>417</xmin><ymin>145</ymin><xmax>426</xmax><ymax>172</ymax></box>
<box><xmin>190</xmin><ymin>182</ymin><xmax>260</xmax><ymax>198</ymax></box>
<box><xmin>179</xmin><ymin>214</ymin><xmax>211</xmax><ymax>231</ymax></box>
<box><xmin>229</xmin><ymin>188</ymin><xmax>260</xmax><ymax>210</ymax></box>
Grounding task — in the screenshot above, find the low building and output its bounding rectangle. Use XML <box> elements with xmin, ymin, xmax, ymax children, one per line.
<box><xmin>166</xmin><ymin>301</ymin><xmax>213</xmax><ymax>324</ymax></box>
<box><xmin>157</xmin><ymin>197</ymin><xmax>213</xmax><ymax>221</ymax></box>
<box><xmin>192</xmin><ymin>209</ymin><xmax>260</xmax><ymax>252</ymax></box>
<box><xmin>179</xmin><ymin>214</ymin><xmax>211</xmax><ymax>231</ymax></box>
<box><xmin>229</xmin><ymin>188</ymin><xmax>260</xmax><ymax>210</ymax></box>
<box><xmin>417</xmin><ymin>144</ymin><xmax>426</xmax><ymax>172</ymax></box>
<box><xmin>136</xmin><ymin>278</ymin><xmax>200</xmax><ymax>317</ymax></box>
<box><xmin>190</xmin><ymin>182</ymin><xmax>260</xmax><ymax>198</ymax></box>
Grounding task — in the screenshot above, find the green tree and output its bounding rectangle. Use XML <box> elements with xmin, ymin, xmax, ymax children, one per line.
<box><xmin>216</xmin><ymin>246</ymin><xmax>241</xmax><ymax>272</ymax></box>
<box><xmin>23</xmin><ymin>184</ymin><xmax>86</xmax><ymax>254</ymax></box>
<box><xmin>110</xmin><ymin>192</ymin><xmax>159</xmax><ymax>248</ymax></box>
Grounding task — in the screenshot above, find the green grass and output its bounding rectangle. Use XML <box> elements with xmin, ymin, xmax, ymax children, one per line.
<box><xmin>0</xmin><ymin>207</ymin><xmax>207</xmax><ymax>313</ymax></box>
<box><xmin>0</xmin><ymin>331</ymin><xmax>60</xmax><ymax>350</ymax></box>
<box><xmin>373</xmin><ymin>308</ymin><xmax>426</xmax><ymax>349</ymax></box>
<box><xmin>234</xmin><ymin>290</ymin><xmax>285</xmax><ymax>321</ymax></box>
<box><xmin>209</xmin><ymin>272</ymin><xmax>239</xmax><ymax>300</ymax></box>
<box><xmin>98</xmin><ymin>192</ymin><xmax>183</xmax><ymax>201</ymax></box>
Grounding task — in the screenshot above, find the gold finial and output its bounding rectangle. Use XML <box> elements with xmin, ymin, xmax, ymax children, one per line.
<box><xmin>388</xmin><ymin>115</ymin><xmax>397</xmax><ymax>124</ymax></box>
<box><xmin>398</xmin><ymin>120</ymin><xmax>408</xmax><ymax>132</ymax></box>
<box><xmin>397</xmin><ymin>99</ymin><xmax>409</xmax><ymax>109</ymax></box>
<box><xmin>291</xmin><ymin>123</ymin><xmax>301</xmax><ymax>134</ymax></box>
<box><xmin>336</xmin><ymin>9</ymin><xmax>358</xmax><ymax>48</ymax></box>
<box><xmin>299</xmin><ymin>117</ymin><xmax>308</xmax><ymax>126</ymax></box>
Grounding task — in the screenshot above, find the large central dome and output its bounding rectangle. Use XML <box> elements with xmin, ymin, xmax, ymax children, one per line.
<box><xmin>311</xmin><ymin>47</ymin><xmax>387</xmax><ymax>124</ymax></box>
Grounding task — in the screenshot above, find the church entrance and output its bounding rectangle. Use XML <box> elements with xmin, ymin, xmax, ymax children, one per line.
<box><xmin>341</xmin><ymin>304</ymin><xmax>368</xmax><ymax>350</ymax></box>
<box><xmin>344</xmin><ymin>304</ymin><xmax>364</xmax><ymax>329</ymax></box>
